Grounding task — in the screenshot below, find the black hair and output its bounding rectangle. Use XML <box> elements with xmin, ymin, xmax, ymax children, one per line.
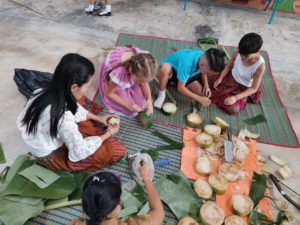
<box><xmin>238</xmin><ymin>33</ymin><xmax>263</xmax><ymax>55</ymax></box>
<box><xmin>22</xmin><ymin>53</ymin><xmax>95</xmax><ymax>138</ymax></box>
<box><xmin>82</xmin><ymin>172</ymin><xmax>122</xmax><ymax>225</ymax></box>
<box><xmin>205</xmin><ymin>48</ymin><xmax>226</xmax><ymax>72</ymax></box>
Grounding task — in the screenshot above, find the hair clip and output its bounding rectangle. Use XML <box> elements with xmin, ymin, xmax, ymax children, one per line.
<box><xmin>93</xmin><ymin>176</ymin><xmax>100</xmax><ymax>182</ymax></box>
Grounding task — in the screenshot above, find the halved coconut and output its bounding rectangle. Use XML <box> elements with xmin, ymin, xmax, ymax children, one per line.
<box><xmin>204</xmin><ymin>125</ymin><xmax>221</xmax><ymax>138</ymax></box>
<box><xmin>187</xmin><ymin>113</ymin><xmax>203</xmax><ymax>128</ymax></box>
<box><xmin>177</xmin><ymin>216</ymin><xmax>199</xmax><ymax>225</ymax></box>
<box><xmin>195</xmin><ymin>156</ymin><xmax>213</xmax><ymax>175</ymax></box>
<box><xmin>218</xmin><ymin>163</ymin><xmax>239</xmax><ymax>182</ymax></box>
<box><xmin>108</xmin><ymin>117</ymin><xmax>120</xmax><ymax>126</ymax></box>
<box><xmin>224</xmin><ymin>215</ymin><xmax>246</xmax><ymax>225</ymax></box>
<box><xmin>194</xmin><ymin>179</ymin><xmax>213</xmax><ymax>199</ymax></box>
<box><xmin>200</xmin><ymin>201</ymin><xmax>225</xmax><ymax>225</ymax></box>
<box><xmin>195</xmin><ymin>133</ymin><xmax>213</xmax><ymax>149</ymax></box>
<box><xmin>208</xmin><ymin>173</ymin><xmax>228</xmax><ymax>195</ymax></box>
<box><xmin>213</xmin><ymin>117</ymin><xmax>230</xmax><ymax>129</ymax></box>
<box><xmin>232</xmin><ymin>194</ymin><xmax>254</xmax><ymax>216</ymax></box>
<box><xmin>162</xmin><ymin>102</ymin><xmax>177</xmax><ymax>115</ymax></box>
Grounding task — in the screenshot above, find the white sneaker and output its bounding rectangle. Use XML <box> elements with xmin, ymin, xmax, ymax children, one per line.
<box><xmin>84</xmin><ymin>6</ymin><xmax>94</xmax><ymax>13</ymax></box>
<box><xmin>154</xmin><ymin>96</ymin><xmax>165</xmax><ymax>109</ymax></box>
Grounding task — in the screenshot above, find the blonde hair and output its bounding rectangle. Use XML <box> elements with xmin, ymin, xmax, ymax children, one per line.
<box><xmin>106</xmin><ymin>51</ymin><xmax>157</xmax><ymax>81</ymax></box>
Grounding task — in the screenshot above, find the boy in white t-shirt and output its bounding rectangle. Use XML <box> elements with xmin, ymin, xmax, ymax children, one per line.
<box><xmin>211</xmin><ymin>33</ymin><xmax>265</xmax><ymax>114</ymax></box>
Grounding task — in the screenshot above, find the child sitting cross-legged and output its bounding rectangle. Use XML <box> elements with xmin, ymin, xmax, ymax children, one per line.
<box><xmin>211</xmin><ymin>32</ymin><xmax>265</xmax><ymax>114</ymax></box>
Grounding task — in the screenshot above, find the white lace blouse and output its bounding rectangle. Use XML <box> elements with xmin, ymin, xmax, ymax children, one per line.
<box><xmin>17</xmin><ymin>93</ymin><xmax>102</xmax><ymax>162</ymax></box>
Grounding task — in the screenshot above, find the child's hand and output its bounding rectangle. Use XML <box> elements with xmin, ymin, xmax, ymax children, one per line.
<box><xmin>203</xmin><ymin>86</ymin><xmax>212</xmax><ymax>98</ymax></box>
<box><xmin>146</xmin><ymin>99</ymin><xmax>153</xmax><ymax>115</ymax></box>
<box><xmin>224</xmin><ymin>96</ymin><xmax>237</xmax><ymax>105</ymax></box>
<box><xmin>213</xmin><ymin>78</ymin><xmax>223</xmax><ymax>90</ymax></box>
<box><xmin>198</xmin><ymin>96</ymin><xmax>211</xmax><ymax>107</ymax></box>
<box><xmin>139</xmin><ymin>161</ymin><xmax>151</xmax><ymax>181</ymax></box>
<box><xmin>128</xmin><ymin>104</ymin><xmax>143</xmax><ymax>113</ymax></box>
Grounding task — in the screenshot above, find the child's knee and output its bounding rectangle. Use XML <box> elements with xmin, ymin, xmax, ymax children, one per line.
<box><xmin>160</xmin><ymin>63</ymin><xmax>172</xmax><ymax>75</ymax></box>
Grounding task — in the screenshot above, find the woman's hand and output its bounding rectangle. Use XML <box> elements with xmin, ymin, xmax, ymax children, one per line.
<box><xmin>198</xmin><ymin>96</ymin><xmax>211</xmax><ymax>107</ymax></box>
<box><xmin>224</xmin><ymin>96</ymin><xmax>237</xmax><ymax>105</ymax></box>
<box><xmin>139</xmin><ymin>161</ymin><xmax>151</xmax><ymax>181</ymax></box>
<box><xmin>96</xmin><ymin>114</ymin><xmax>119</xmax><ymax>126</ymax></box>
<box><xmin>203</xmin><ymin>86</ymin><xmax>212</xmax><ymax>98</ymax></box>
<box><xmin>128</xmin><ymin>104</ymin><xmax>143</xmax><ymax>113</ymax></box>
<box><xmin>146</xmin><ymin>98</ymin><xmax>153</xmax><ymax>115</ymax></box>
<box><xmin>107</xmin><ymin>123</ymin><xmax>120</xmax><ymax>137</ymax></box>
<box><xmin>213</xmin><ymin>78</ymin><xmax>223</xmax><ymax>90</ymax></box>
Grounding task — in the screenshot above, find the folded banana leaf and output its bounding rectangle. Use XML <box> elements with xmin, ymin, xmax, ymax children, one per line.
<box><xmin>0</xmin><ymin>197</ymin><xmax>44</xmax><ymax>225</ymax></box>
<box><xmin>244</xmin><ymin>114</ymin><xmax>267</xmax><ymax>125</ymax></box>
<box><xmin>130</xmin><ymin>183</ymin><xmax>148</xmax><ymax>204</ymax></box>
<box><xmin>119</xmin><ymin>206</ymin><xmax>138</xmax><ymax>220</ymax></box>
<box><xmin>137</xmin><ymin>203</ymin><xmax>149</xmax><ymax>216</ymax></box>
<box><xmin>154</xmin><ymin>172</ymin><xmax>202</xmax><ymax>220</ymax></box>
<box><xmin>18</xmin><ymin>164</ymin><xmax>60</xmax><ymax>189</ymax></box>
<box><xmin>0</xmin><ymin>144</ymin><xmax>6</xmax><ymax>164</ymax></box>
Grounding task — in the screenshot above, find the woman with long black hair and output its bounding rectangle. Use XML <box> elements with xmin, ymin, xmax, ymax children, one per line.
<box><xmin>17</xmin><ymin>53</ymin><xmax>126</xmax><ymax>171</ymax></box>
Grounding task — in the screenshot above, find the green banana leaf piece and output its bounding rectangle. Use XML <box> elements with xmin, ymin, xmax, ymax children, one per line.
<box><xmin>244</xmin><ymin>114</ymin><xmax>267</xmax><ymax>125</ymax></box>
<box><xmin>141</xmin><ymin>149</ymin><xmax>160</xmax><ymax>160</ymax></box>
<box><xmin>3</xmin><ymin>158</ymin><xmax>35</xmax><ymax>195</ymax></box>
<box><xmin>249</xmin><ymin>210</ymin><xmax>274</xmax><ymax>225</ymax></box>
<box><xmin>121</xmin><ymin>188</ymin><xmax>143</xmax><ymax>209</ymax></box>
<box><xmin>0</xmin><ymin>144</ymin><xmax>6</xmax><ymax>164</ymax></box>
<box><xmin>0</xmin><ymin>197</ymin><xmax>44</xmax><ymax>225</ymax></box>
<box><xmin>119</xmin><ymin>206</ymin><xmax>138</xmax><ymax>220</ymax></box>
<box><xmin>3</xmin><ymin>195</ymin><xmax>43</xmax><ymax>205</ymax></box>
<box><xmin>68</xmin><ymin>172</ymin><xmax>91</xmax><ymax>201</ymax></box>
<box><xmin>20</xmin><ymin>171</ymin><xmax>76</xmax><ymax>199</ymax></box>
<box><xmin>4</xmin><ymin>162</ymin><xmax>77</xmax><ymax>199</ymax></box>
<box><xmin>152</xmin><ymin>130</ymin><xmax>182</xmax><ymax>146</ymax></box>
<box><xmin>18</xmin><ymin>164</ymin><xmax>60</xmax><ymax>189</ymax></box>
<box><xmin>137</xmin><ymin>203</ymin><xmax>149</xmax><ymax>216</ymax></box>
<box><xmin>130</xmin><ymin>183</ymin><xmax>148</xmax><ymax>204</ymax></box>
<box><xmin>154</xmin><ymin>172</ymin><xmax>202</xmax><ymax>220</ymax></box>
<box><xmin>249</xmin><ymin>172</ymin><xmax>267</xmax><ymax>207</ymax></box>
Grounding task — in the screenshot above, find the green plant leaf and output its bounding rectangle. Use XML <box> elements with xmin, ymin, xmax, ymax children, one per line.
<box><xmin>154</xmin><ymin>172</ymin><xmax>202</xmax><ymax>220</ymax></box>
<box><xmin>3</xmin><ymin>195</ymin><xmax>42</xmax><ymax>205</ymax></box>
<box><xmin>0</xmin><ymin>197</ymin><xmax>44</xmax><ymax>225</ymax></box>
<box><xmin>20</xmin><ymin>171</ymin><xmax>77</xmax><ymax>199</ymax></box>
<box><xmin>130</xmin><ymin>183</ymin><xmax>147</xmax><ymax>204</ymax></box>
<box><xmin>121</xmin><ymin>188</ymin><xmax>143</xmax><ymax>209</ymax></box>
<box><xmin>18</xmin><ymin>164</ymin><xmax>60</xmax><ymax>189</ymax></box>
<box><xmin>152</xmin><ymin>130</ymin><xmax>181</xmax><ymax>146</ymax></box>
<box><xmin>244</xmin><ymin>114</ymin><xmax>267</xmax><ymax>125</ymax></box>
<box><xmin>249</xmin><ymin>210</ymin><xmax>274</xmax><ymax>225</ymax></box>
<box><xmin>249</xmin><ymin>172</ymin><xmax>267</xmax><ymax>207</ymax></box>
<box><xmin>118</xmin><ymin>206</ymin><xmax>138</xmax><ymax>220</ymax></box>
<box><xmin>68</xmin><ymin>172</ymin><xmax>91</xmax><ymax>201</ymax></box>
<box><xmin>0</xmin><ymin>144</ymin><xmax>6</xmax><ymax>164</ymax></box>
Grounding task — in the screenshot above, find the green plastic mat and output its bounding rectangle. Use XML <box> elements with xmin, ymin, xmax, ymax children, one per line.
<box><xmin>95</xmin><ymin>33</ymin><xmax>299</xmax><ymax>148</ymax></box>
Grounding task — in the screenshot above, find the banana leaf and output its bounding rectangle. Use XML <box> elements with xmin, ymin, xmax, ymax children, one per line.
<box><xmin>20</xmin><ymin>171</ymin><xmax>76</xmax><ymax>199</ymax></box>
<box><xmin>0</xmin><ymin>197</ymin><xmax>44</xmax><ymax>225</ymax></box>
<box><xmin>154</xmin><ymin>172</ymin><xmax>202</xmax><ymax>220</ymax></box>
<box><xmin>0</xmin><ymin>144</ymin><xmax>6</xmax><ymax>164</ymax></box>
<box><xmin>152</xmin><ymin>130</ymin><xmax>182</xmax><ymax>146</ymax></box>
<box><xmin>68</xmin><ymin>172</ymin><xmax>91</xmax><ymax>201</ymax></box>
<box><xmin>249</xmin><ymin>172</ymin><xmax>267</xmax><ymax>207</ymax></box>
<box><xmin>3</xmin><ymin>195</ymin><xmax>42</xmax><ymax>205</ymax></box>
<box><xmin>249</xmin><ymin>211</ymin><xmax>274</xmax><ymax>225</ymax></box>
<box><xmin>137</xmin><ymin>203</ymin><xmax>149</xmax><ymax>216</ymax></box>
<box><xmin>18</xmin><ymin>164</ymin><xmax>60</xmax><ymax>189</ymax></box>
<box><xmin>121</xmin><ymin>188</ymin><xmax>143</xmax><ymax>209</ymax></box>
<box><xmin>130</xmin><ymin>183</ymin><xmax>148</xmax><ymax>204</ymax></box>
<box><xmin>119</xmin><ymin>206</ymin><xmax>138</xmax><ymax>220</ymax></box>
<box><xmin>244</xmin><ymin>114</ymin><xmax>267</xmax><ymax>125</ymax></box>
<box><xmin>45</xmin><ymin>197</ymin><xmax>68</xmax><ymax>207</ymax></box>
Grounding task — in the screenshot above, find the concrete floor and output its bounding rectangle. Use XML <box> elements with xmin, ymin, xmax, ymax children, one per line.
<box><xmin>0</xmin><ymin>0</ymin><xmax>299</xmax><ymax>223</ymax></box>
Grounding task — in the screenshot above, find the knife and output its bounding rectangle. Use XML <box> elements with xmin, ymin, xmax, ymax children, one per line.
<box><xmin>224</xmin><ymin>129</ymin><xmax>234</xmax><ymax>162</ymax></box>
